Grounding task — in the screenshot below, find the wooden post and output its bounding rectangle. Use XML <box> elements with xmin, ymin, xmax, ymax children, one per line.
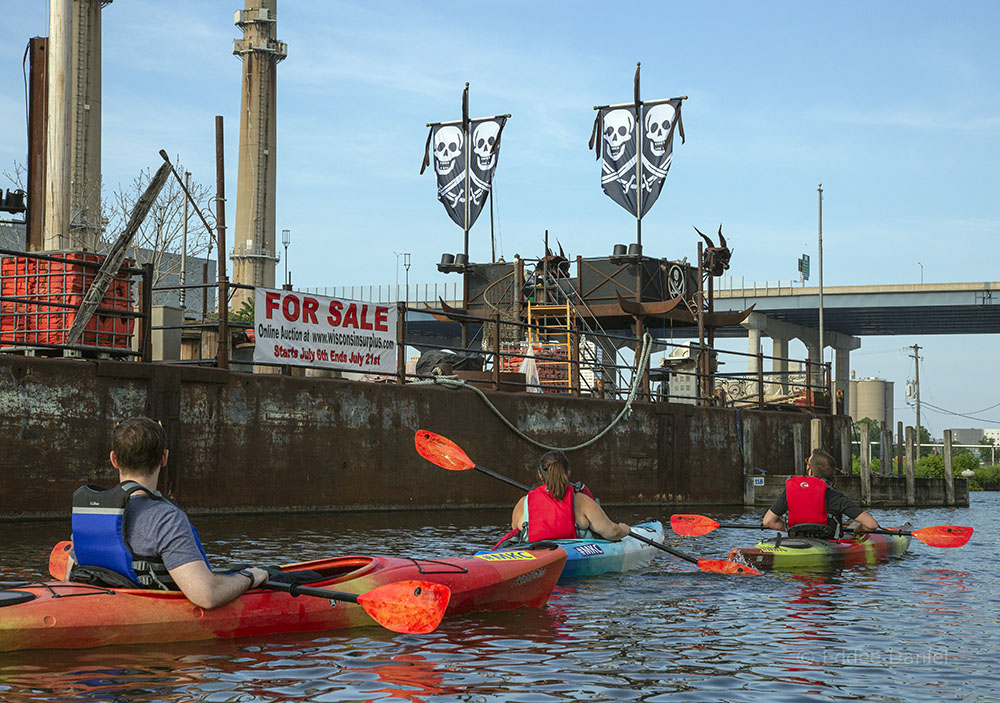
<box><xmin>860</xmin><ymin>428</ymin><xmax>871</xmax><ymax>506</ymax></box>
<box><xmin>943</xmin><ymin>429</ymin><xmax>956</xmax><ymax>507</ymax></box>
<box><xmin>742</xmin><ymin>415</ymin><xmax>755</xmax><ymax>508</ymax></box>
<box><xmin>904</xmin><ymin>426</ymin><xmax>916</xmax><ymax>507</ymax></box>
<box><xmin>810</xmin><ymin>418</ymin><xmax>822</xmax><ymax>453</ymax></box>
<box><xmin>793</xmin><ymin>423</ymin><xmax>805</xmax><ymax>476</ymax></box>
<box><xmin>896</xmin><ymin>421</ymin><xmax>904</xmax><ymax>476</ymax></box>
<box><xmin>840</xmin><ymin>423</ymin><xmax>852</xmax><ymax>476</ymax></box>
<box><xmin>881</xmin><ymin>425</ymin><xmax>893</xmax><ymax>476</ymax></box>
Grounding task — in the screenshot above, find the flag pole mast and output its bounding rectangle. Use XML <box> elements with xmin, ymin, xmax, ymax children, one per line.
<box><xmin>463</xmin><ymin>82</ymin><xmax>470</xmax><ymax>263</ymax></box>
<box><xmin>634</xmin><ymin>62</ymin><xmax>642</xmax><ymax>251</ymax></box>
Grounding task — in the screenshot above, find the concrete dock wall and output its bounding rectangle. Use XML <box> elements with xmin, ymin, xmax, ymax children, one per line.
<box><xmin>2</xmin><ymin>355</ymin><xmax>852</xmax><ymax>518</ymax></box>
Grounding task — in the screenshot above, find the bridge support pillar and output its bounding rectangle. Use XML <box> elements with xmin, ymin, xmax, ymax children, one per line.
<box><xmin>834</xmin><ymin>346</ymin><xmax>851</xmax><ymax>415</ymax></box>
<box><xmin>771</xmin><ymin>336</ymin><xmax>788</xmax><ymax>395</ymax></box>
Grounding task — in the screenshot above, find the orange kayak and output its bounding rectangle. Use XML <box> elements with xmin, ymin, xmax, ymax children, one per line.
<box><xmin>0</xmin><ymin>548</ymin><xmax>566</xmax><ymax>651</ymax></box>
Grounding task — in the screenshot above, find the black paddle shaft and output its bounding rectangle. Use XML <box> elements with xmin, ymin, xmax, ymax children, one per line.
<box><xmin>263</xmin><ymin>580</ymin><xmax>360</xmax><ymax>603</ymax></box>
<box><xmin>476</xmin><ymin>464</ymin><xmax>530</xmax><ymax>491</ymax></box>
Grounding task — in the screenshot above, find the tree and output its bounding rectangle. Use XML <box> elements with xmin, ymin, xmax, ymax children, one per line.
<box><xmin>102</xmin><ymin>160</ymin><xmax>214</xmax><ymax>307</ymax></box>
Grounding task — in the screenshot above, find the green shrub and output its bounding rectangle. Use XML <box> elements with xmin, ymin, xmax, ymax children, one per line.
<box><xmin>850</xmin><ymin>455</ymin><xmax>881</xmax><ymax>474</ymax></box>
<box><xmin>970</xmin><ymin>465</ymin><xmax>1000</xmax><ymax>491</ymax></box>
<box><xmin>915</xmin><ymin>454</ymin><xmax>945</xmax><ymax>478</ymax></box>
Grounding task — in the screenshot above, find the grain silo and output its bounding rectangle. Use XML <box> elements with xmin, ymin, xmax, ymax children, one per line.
<box><xmin>849</xmin><ymin>376</ymin><xmax>894</xmax><ymax>429</ymax></box>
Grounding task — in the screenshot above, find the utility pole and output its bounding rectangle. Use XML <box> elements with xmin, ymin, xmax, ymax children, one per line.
<box><xmin>910</xmin><ymin>343</ymin><xmax>922</xmax><ymax>459</ymax></box>
<box><xmin>817</xmin><ymin>184</ymin><xmax>824</xmax><ymax>369</ymax></box>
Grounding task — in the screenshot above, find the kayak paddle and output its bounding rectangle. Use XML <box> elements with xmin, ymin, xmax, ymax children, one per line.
<box><xmin>47</xmin><ymin>541</ymin><xmax>449</xmax><ymax>634</ymax></box>
<box><xmin>414</xmin><ymin>430</ymin><xmax>760</xmax><ymax>576</ymax></box>
<box><xmin>843</xmin><ymin>525</ymin><xmax>973</xmax><ymax>548</ymax></box>
<box><xmin>49</xmin><ymin>540</ymin><xmax>73</xmax><ymax>579</ymax></box>
<box><xmin>262</xmin><ymin>579</ymin><xmax>451</xmax><ymax>634</ymax></box>
<box><xmin>673</xmin><ymin>513</ymin><xmax>973</xmax><ymax>548</ymax></box>
<box><xmin>671</xmin><ymin>514</ymin><xmax>769</xmax><ymax>537</ymax></box>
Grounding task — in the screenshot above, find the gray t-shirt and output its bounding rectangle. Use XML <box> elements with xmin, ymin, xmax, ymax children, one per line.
<box><xmin>123</xmin><ymin>495</ymin><xmax>207</xmax><ymax>571</ymax></box>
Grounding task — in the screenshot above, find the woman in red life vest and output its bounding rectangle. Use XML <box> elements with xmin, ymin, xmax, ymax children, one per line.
<box><xmin>510</xmin><ymin>450</ymin><xmax>630</xmax><ymax>542</ymax></box>
<box><xmin>762</xmin><ymin>449</ymin><xmax>879</xmax><ymax>538</ymax></box>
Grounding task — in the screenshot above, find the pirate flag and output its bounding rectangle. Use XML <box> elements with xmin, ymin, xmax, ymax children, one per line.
<box><xmin>421</xmin><ymin>116</ymin><xmax>507</xmax><ymax>230</ymax></box>
<box><xmin>590</xmin><ymin>99</ymin><xmax>684</xmax><ymax>218</ymax></box>
<box><xmin>468</xmin><ymin>116</ymin><xmax>507</xmax><ymax>226</ymax></box>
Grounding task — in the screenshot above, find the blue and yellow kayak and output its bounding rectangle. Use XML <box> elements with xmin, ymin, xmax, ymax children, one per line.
<box><xmin>480</xmin><ymin>521</ymin><xmax>665</xmax><ymax>582</ymax></box>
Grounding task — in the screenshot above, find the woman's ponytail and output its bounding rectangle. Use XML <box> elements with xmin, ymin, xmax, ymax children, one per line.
<box><xmin>540</xmin><ymin>450</ymin><xmax>570</xmax><ymax>500</ymax></box>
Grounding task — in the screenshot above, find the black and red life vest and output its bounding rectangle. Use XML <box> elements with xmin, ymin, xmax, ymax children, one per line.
<box><xmin>785</xmin><ymin>475</ymin><xmax>829</xmax><ymax>526</ymax></box>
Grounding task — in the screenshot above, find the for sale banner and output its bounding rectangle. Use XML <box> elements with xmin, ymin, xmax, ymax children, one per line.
<box><xmin>253</xmin><ymin>288</ymin><xmax>398</xmax><ymax>373</ymax></box>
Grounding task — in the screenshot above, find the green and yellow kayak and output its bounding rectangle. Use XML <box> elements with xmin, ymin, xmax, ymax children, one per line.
<box><xmin>728</xmin><ymin>528</ymin><xmax>912</xmax><ymax>570</ymax></box>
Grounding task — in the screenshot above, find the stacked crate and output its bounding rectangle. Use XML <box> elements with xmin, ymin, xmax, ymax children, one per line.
<box><xmin>498</xmin><ymin>342</ymin><xmax>570</xmax><ymax>394</ymax></box>
<box><xmin>0</xmin><ymin>252</ymin><xmax>135</xmax><ymax>350</ymax></box>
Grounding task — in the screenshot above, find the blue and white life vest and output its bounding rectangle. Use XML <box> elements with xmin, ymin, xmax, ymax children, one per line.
<box><xmin>71</xmin><ymin>481</ymin><xmax>209</xmax><ymax>590</ymax></box>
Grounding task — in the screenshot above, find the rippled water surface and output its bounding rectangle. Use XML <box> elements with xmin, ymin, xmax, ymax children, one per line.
<box><xmin>1</xmin><ymin>495</ymin><xmax>997</xmax><ymax>702</ymax></box>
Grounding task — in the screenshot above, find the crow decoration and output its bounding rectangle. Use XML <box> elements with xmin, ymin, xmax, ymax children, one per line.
<box><xmin>693</xmin><ymin>225</ymin><xmax>732</xmax><ymax>277</ymax></box>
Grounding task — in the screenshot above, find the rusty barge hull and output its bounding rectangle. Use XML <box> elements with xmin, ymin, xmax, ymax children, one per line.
<box><xmin>0</xmin><ymin>354</ymin><xmax>849</xmax><ymax>518</ymax></box>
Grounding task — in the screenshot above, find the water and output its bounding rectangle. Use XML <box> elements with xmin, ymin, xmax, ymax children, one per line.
<box><xmin>1</xmin><ymin>495</ymin><xmax>996</xmax><ymax>702</ymax></box>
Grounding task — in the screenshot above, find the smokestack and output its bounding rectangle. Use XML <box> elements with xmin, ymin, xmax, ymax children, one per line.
<box><xmin>231</xmin><ymin>0</ymin><xmax>287</xmax><ymax>308</ymax></box>
<box><xmin>44</xmin><ymin>0</ymin><xmax>73</xmax><ymax>250</ymax></box>
<box><xmin>69</xmin><ymin>0</ymin><xmax>106</xmax><ymax>250</ymax></box>
<box><xmin>42</xmin><ymin>0</ymin><xmax>108</xmax><ymax>252</ymax></box>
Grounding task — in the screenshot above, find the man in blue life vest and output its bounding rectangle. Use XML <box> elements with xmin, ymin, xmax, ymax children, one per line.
<box><xmin>508</xmin><ymin>450</ymin><xmax>629</xmax><ymax>543</ymax></box>
<box><xmin>70</xmin><ymin>417</ymin><xmax>269</xmax><ymax>608</ymax></box>
<box><xmin>761</xmin><ymin>448</ymin><xmax>880</xmax><ymax>539</ymax></box>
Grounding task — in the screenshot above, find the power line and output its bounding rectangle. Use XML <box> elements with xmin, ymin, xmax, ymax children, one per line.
<box><xmin>912</xmin><ymin>399</ymin><xmax>1000</xmax><ymax>425</ymax></box>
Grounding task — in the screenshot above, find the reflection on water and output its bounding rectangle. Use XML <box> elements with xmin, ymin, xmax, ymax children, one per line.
<box><xmin>1</xmin><ymin>498</ymin><xmax>998</xmax><ymax>702</ymax></box>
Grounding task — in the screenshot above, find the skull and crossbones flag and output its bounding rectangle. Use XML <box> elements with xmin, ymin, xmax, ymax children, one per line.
<box><xmin>589</xmin><ymin>99</ymin><xmax>684</xmax><ymax>218</ymax></box>
<box><xmin>420</xmin><ymin>117</ymin><xmax>507</xmax><ymax>230</ymax></box>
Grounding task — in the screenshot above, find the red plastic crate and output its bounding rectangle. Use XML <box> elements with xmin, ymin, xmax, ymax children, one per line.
<box><xmin>1</xmin><ymin>252</ymin><xmax>135</xmax><ymax>349</ymax></box>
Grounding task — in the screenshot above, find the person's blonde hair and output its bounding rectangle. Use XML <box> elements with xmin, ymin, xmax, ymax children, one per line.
<box><xmin>539</xmin><ymin>450</ymin><xmax>570</xmax><ymax>499</ymax></box>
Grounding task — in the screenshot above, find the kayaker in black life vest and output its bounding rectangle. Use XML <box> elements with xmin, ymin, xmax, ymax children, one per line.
<box><xmin>761</xmin><ymin>448</ymin><xmax>880</xmax><ymax>539</ymax></box>
<box><xmin>509</xmin><ymin>450</ymin><xmax>630</xmax><ymax>542</ymax></box>
<box><xmin>69</xmin><ymin>416</ymin><xmax>269</xmax><ymax>608</ymax></box>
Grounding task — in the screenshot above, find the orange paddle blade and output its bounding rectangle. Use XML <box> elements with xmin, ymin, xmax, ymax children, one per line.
<box><xmin>671</xmin><ymin>514</ymin><xmax>720</xmax><ymax>537</ymax></box>
<box><xmin>357</xmin><ymin>580</ymin><xmax>451</xmax><ymax>634</ymax></box>
<box><xmin>48</xmin><ymin>541</ymin><xmax>73</xmax><ymax>580</ymax></box>
<box><xmin>696</xmin><ymin>559</ymin><xmax>762</xmax><ymax>576</ymax></box>
<box><xmin>414</xmin><ymin>430</ymin><xmax>475</xmax><ymax>472</ymax></box>
<box><xmin>911</xmin><ymin>525</ymin><xmax>973</xmax><ymax>548</ymax></box>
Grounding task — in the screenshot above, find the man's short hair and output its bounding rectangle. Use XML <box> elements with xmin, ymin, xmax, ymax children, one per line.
<box><xmin>112</xmin><ymin>417</ymin><xmax>166</xmax><ymax>474</ymax></box>
<box><xmin>809</xmin><ymin>449</ymin><xmax>837</xmax><ymax>480</ymax></box>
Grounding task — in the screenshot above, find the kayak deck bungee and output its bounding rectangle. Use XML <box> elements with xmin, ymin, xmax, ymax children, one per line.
<box><xmin>0</xmin><ymin>548</ymin><xmax>566</xmax><ymax>652</ymax></box>
<box><xmin>482</xmin><ymin>520</ymin><xmax>665</xmax><ymax>582</ymax></box>
<box><xmin>728</xmin><ymin>527</ymin><xmax>912</xmax><ymax>570</ymax></box>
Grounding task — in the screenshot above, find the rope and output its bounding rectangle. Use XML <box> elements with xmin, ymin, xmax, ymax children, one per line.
<box><xmin>409</xmin><ymin>332</ymin><xmax>654</xmax><ymax>453</ymax></box>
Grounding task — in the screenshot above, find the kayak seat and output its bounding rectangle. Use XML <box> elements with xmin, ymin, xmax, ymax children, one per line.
<box><xmin>788</xmin><ymin>523</ymin><xmax>836</xmax><ymax>539</ymax></box>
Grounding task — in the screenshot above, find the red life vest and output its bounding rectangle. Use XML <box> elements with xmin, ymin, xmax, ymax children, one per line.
<box><xmin>785</xmin><ymin>476</ymin><xmax>829</xmax><ymax>526</ymax></box>
<box><xmin>525</xmin><ymin>485</ymin><xmax>577</xmax><ymax>540</ymax></box>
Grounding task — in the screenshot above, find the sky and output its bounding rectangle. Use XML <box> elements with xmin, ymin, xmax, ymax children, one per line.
<box><xmin>1</xmin><ymin>1</ymin><xmax>998</xmax><ymax>435</ymax></box>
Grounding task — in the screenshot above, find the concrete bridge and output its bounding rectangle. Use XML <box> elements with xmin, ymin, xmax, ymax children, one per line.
<box><xmin>710</xmin><ymin>279</ymin><xmax>1000</xmax><ymax>409</ymax></box>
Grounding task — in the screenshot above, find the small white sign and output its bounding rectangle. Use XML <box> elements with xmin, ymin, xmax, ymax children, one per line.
<box><xmin>752</xmin><ymin>477</ymin><xmax>765</xmax><ymax>487</ymax></box>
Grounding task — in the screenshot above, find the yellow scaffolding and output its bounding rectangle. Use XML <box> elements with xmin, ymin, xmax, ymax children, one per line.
<box><xmin>526</xmin><ymin>301</ymin><xmax>576</xmax><ymax>393</ymax></box>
